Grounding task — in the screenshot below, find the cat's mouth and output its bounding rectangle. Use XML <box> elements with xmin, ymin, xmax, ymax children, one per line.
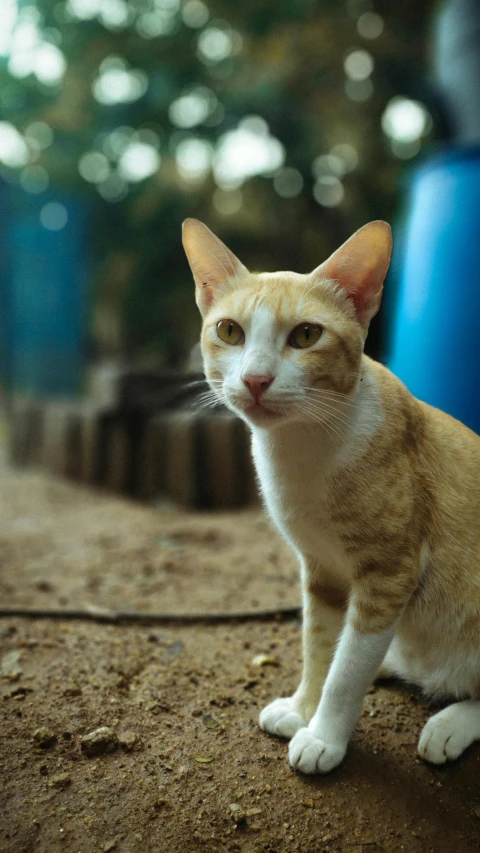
<box><xmin>226</xmin><ymin>390</ymin><xmax>291</xmax><ymax>423</ymax></box>
<box><xmin>241</xmin><ymin>400</ymin><xmax>285</xmax><ymax>422</ymax></box>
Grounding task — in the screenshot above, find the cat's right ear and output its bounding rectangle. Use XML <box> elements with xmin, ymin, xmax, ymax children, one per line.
<box><xmin>182</xmin><ymin>218</ymin><xmax>248</xmax><ymax>317</ymax></box>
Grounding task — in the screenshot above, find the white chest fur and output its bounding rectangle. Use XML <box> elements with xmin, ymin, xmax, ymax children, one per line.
<box><xmin>249</xmin><ymin>371</ymin><xmax>383</xmax><ymax>576</ymax></box>
<box><xmin>251</xmin><ymin>424</ymin><xmax>348</xmax><ymax>572</ymax></box>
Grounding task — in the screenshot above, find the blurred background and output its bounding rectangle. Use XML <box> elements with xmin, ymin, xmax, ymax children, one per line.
<box><xmin>1</xmin><ymin>0</ymin><xmax>480</xmax><ymax>488</ymax></box>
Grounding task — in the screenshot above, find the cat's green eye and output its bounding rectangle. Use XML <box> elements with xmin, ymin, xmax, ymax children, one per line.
<box><xmin>216</xmin><ymin>319</ymin><xmax>244</xmax><ymax>346</ymax></box>
<box><xmin>288</xmin><ymin>323</ymin><xmax>323</xmax><ymax>349</ymax></box>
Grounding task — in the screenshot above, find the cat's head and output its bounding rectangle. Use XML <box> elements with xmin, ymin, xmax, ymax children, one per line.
<box><xmin>182</xmin><ymin>218</ymin><xmax>392</xmax><ymax>430</ymax></box>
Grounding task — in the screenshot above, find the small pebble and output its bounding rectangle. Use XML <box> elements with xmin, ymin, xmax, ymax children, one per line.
<box><xmin>0</xmin><ymin>650</ymin><xmax>23</xmax><ymax>681</ymax></box>
<box><xmin>33</xmin><ymin>727</ymin><xmax>57</xmax><ymax>749</ymax></box>
<box><xmin>251</xmin><ymin>654</ymin><xmax>279</xmax><ymax>667</ymax></box>
<box><xmin>80</xmin><ymin>726</ymin><xmax>118</xmax><ymax>757</ymax></box>
<box><xmin>48</xmin><ymin>773</ymin><xmax>71</xmax><ymax>789</ymax></box>
<box><xmin>118</xmin><ymin>730</ymin><xmax>140</xmax><ymax>752</ymax></box>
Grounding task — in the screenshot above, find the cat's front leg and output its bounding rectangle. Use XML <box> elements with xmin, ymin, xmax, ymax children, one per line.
<box><xmin>289</xmin><ymin>621</ymin><xmax>394</xmax><ymax>773</ymax></box>
<box><xmin>289</xmin><ymin>568</ymin><xmax>415</xmax><ymax>774</ymax></box>
<box><xmin>259</xmin><ymin>562</ymin><xmax>347</xmax><ymax>739</ymax></box>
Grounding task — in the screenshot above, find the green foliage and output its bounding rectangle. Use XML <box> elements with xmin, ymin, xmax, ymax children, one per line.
<box><xmin>0</xmin><ymin>0</ymin><xmax>439</xmax><ymax>365</ymax></box>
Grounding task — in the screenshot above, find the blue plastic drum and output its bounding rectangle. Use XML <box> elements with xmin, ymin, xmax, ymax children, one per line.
<box><xmin>387</xmin><ymin>147</ymin><xmax>480</xmax><ymax>434</ymax></box>
<box><xmin>0</xmin><ymin>185</ymin><xmax>89</xmax><ymax>398</ymax></box>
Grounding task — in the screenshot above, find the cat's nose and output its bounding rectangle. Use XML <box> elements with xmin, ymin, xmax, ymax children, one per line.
<box><xmin>242</xmin><ymin>373</ymin><xmax>274</xmax><ymax>403</ymax></box>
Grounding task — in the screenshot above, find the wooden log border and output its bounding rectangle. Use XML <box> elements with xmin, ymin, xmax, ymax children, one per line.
<box><xmin>8</xmin><ymin>398</ymin><xmax>258</xmax><ymax>509</ymax></box>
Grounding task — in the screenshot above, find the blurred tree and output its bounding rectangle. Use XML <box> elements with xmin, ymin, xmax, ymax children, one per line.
<box><xmin>0</xmin><ymin>0</ymin><xmax>441</xmax><ymax>368</ymax></box>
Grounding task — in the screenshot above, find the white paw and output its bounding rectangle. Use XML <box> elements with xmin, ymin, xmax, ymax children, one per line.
<box><xmin>288</xmin><ymin>727</ymin><xmax>346</xmax><ymax>775</ymax></box>
<box><xmin>259</xmin><ymin>697</ymin><xmax>306</xmax><ymax>740</ymax></box>
<box><xmin>418</xmin><ymin>705</ymin><xmax>476</xmax><ymax>764</ymax></box>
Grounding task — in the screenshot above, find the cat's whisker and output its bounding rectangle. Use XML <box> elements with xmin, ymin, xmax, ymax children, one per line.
<box><xmin>181</xmin><ymin>378</ymin><xmax>212</xmax><ymax>390</ymax></box>
<box><xmin>190</xmin><ymin>389</ymin><xmax>224</xmax><ymax>410</ymax></box>
<box><xmin>301</xmin><ymin>399</ymin><xmax>351</xmax><ymax>438</ymax></box>
<box><xmin>295</xmin><ymin>400</ymin><xmax>347</xmax><ymax>443</ymax></box>
<box><xmin>302</xmin><ymin>388</ymin><xmax>361</xmax><ymax>411</ymax></box>
<box><xmin>299</xmin><ymin>406</ymin><xmax>344</xmax><ymax>444</ymax></box>
<box><xmin>304</xmin><ymin>391</ymin><xmax>359</xmax><ymax>410</ymax></box>
<box><xmin>303</xmin><ymin>386</ymin><xmax>357</xmax><ymax>401</ymax></box>
<box><xmin>300</xmin><ymin>397</ymin><xmax>353</xmax><ymax>432</ymax></box>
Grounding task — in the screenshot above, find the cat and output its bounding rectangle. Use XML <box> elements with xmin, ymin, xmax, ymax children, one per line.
<box><xmin>182</xmin><ymin>216</ymin><xmax>480</xmax><ymax>775</ymax></box>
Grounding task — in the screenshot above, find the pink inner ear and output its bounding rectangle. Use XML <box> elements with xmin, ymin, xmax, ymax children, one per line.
<box><xmin>182</xmin><ymin>217</ymin><xmax>248</xmax><ymax>317</ymax></box>
<box><xmin>318</xmin><ymin>221</ymin><xmax>392</xmax><ymax>326</ymax></box>
<box><xmin>201</xmin><ymin>282</ymin><xmax>214</xmax><ymax>309</ymax></box>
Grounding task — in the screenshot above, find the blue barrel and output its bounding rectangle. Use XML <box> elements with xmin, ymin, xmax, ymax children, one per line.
<box><xmin>387</xmin><ymin>146</ymin><xmax>480</xmax><ymax>434</ymax></box>
<box><xmin>0</xmin><ymin>183</ymin><xmax>90</xmax><ymax>398</ymax></box>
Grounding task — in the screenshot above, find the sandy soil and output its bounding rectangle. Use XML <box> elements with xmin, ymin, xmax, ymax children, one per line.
<box><xmin>1</xmin><ymin>450</ymin><xmax>480</xmax><ymax>853</ymax></box>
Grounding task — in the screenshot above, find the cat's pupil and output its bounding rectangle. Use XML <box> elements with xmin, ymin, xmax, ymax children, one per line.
<box><xmin>228</xmin><ymin>323</ymin><xmax>233</xmax><ymax>336</ymax></box>
<box><xmin>304</xmin><ymin>326</ymin><xmax>310</xmax><ymax>340</ymax></box>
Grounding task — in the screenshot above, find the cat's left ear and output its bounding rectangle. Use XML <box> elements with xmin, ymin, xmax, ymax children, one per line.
<box><xmin>313</xmin><ymin>221</ymin><xmax>392</xmax><ymax>328</ymax></box>
<box><xmin>182</xmin><ymin>218</ymin><xmax>248</xmax><ymax>317</ymax></box>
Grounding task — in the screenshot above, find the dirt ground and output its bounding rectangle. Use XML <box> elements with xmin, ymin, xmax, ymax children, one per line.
<box><xmin>1</xmin><ymin>443</ymin><xmax>480</xmax><ymax>853</ymax></box>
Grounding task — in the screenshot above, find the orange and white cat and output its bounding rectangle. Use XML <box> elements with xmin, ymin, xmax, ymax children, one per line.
<box><xmin>182</xmin><ymin>217</ymin><xmax>480</xmax><ymax>775</ymax></box>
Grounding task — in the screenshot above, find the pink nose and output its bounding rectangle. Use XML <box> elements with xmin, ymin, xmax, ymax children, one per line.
<box><xmin>242</xmin><ymin>373</ymin><xmax>274</xmax><ymax>403</ymax></box>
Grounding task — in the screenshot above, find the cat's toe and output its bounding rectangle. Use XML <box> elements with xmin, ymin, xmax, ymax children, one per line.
<box><xmin>418</xmin><ymin>706</ymin><xmax>473</xmax><ymax>764</ymax></box>
<box><xmin>288</xmin><ymin>728</ymin><xmax>346</xmax><ymax>775</ymax></box>
<box><xmin>259</xmin><ymin>697</ymin><xmax>306</xmax><ymax>739</ymax></box>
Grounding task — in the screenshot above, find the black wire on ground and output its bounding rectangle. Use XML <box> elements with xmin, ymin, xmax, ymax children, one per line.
<box><xmin>0</xmin><ymin>605</ymin><xmax>301</xmax><ymax>626</ymax></box>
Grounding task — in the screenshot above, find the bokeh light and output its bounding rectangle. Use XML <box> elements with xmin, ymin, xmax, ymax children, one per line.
<box><xmin>117</xmin><ymin>141</ymin><xmax>161</xmax><ymax>182</ymax></box>
<box><xmin>0</xmin><ymin>0</ymin><xmax>17</xmax><ymax>57</ymax></box>
<box><xmin>197</xmin><ymin>23</ymin><xmax>239</xmax><ymax>64</ymax></box>
<box><xmin>345</xmin><ymin>78</ymin><xmax>373</xmax><ymax>101</ymax></box>
<box><xmin>175</xmin><ymin>137</ymin><xmax>213</xmax><ymax>182</ymax></box>
<box><xmin>102</xmin><ymin>126</ymin><xmax>136</xmax><ymax>159</ymax></box>
<box><xmin>40</xmin><ymin>201</ymin><xmax>68</xmax><ymax>231</ymax></box>
<box><xmin>313</xmin><ymin>175</ymin><xmax>345</xmax><ymax>207</ymax></box>
<box><xmin>381</xmin><ymin>97</ymin><xmax>432</xmax><ymax>144</ymax></box>
<box><xmin>182</xmin><ymin>0</ymin><xmax>209</xmax><ymax>29</ymax></box>
<box><xmin>20</xmin><ymin>164</ymin><xmax>49</xmax><ymax>194</ymax></box>
<box><xmin>213</xmin><ymin>117</ymin><xmax>285</xmax><ymax>189</ymax></box>
<box><xmin>343</xmin><ymin>49</ymin><xmax>374</xmax><ymax>81</ymax></box>
<box><xmin>99</xmin><ymin>0</ymin><xmax>131</xmax><ymax>30</ymax></box>
<box><xmin>273</xmin><ymin>167</ymin><xmax>303</xmax><ymax>198</ymax></box>
<box><xmin>79</xmin><ymin>151</ymin><xmax>111</xmax><ymax>184</ymax></box>
<box><xmin>168</xmin><ymin>86</ymin><xmax>218</xmax><ymax>129</ymax></box>
<box><xmin>97</xmin><ymin>173</ymin><xmax>128</xmax><ymax>202</ymax></box>
<box><xmin>212</xmin><ymin>188</ymin><xmax>243</xmax><ymax>216</ymax></box>
<box><xmin>93</xmin><ymin>57</ymin><xmax>148</xmax><ymax>105</ymax></box>
<box><xmin>329</xmin><ymin>143</ymin><xmax>358</xmax><ymax>173</ymax></box>
<box><xmin>7</xmin><ymin>11</ymin><xmax>67</xmax><ymax>85</ymax></box>
<box><xmin>312</xmin><ymin>154</ymin><xmax>345</xmax><ymax>179</ymax></box>
<box><xmin>24</xmin><ymin>121</ymin><xmax>54</xmax><ymax>151</ymax></box>
<box><xmin>0</xmin><ymin>122</ymin><xmax>29</xmax><ymax>168</ymax></box>
<box><xmin>357</xmin><ymin>12</ymin><xmax>384</xmax><ymax>39</ymax></box>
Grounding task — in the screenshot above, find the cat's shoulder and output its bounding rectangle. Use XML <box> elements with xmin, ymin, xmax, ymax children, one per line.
<box><xmin>363</xmin><ymin>355</ymin><xmax>480</xmax><ymax>452</ymax></box>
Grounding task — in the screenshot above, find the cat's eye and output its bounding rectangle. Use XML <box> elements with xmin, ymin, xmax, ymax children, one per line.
<box><xmin>216</xmin><ymin>319</ymin><xmax>244</xmax><ymax>346</ymax></box>
<box><xmin>288</xmin><ymin>323</ymin><xmax>323</xmax><ymax>349</ymax></box>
